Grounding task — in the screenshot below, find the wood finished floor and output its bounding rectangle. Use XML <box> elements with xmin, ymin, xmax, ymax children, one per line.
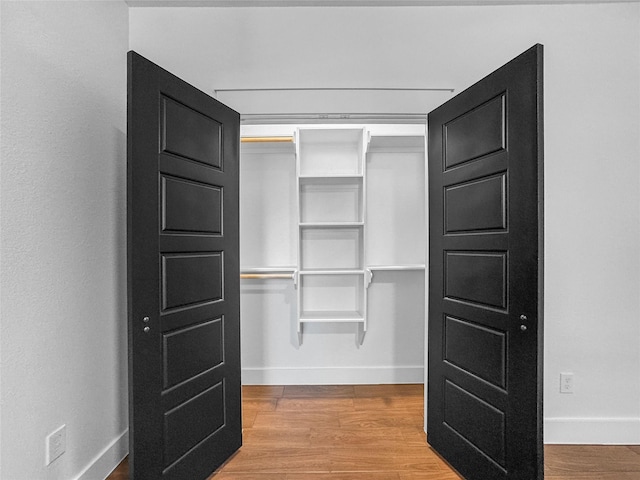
<box><xmin>108</xmin><ymin>385</ymin><xmax>640</xmax><ymax>480</ymax></box>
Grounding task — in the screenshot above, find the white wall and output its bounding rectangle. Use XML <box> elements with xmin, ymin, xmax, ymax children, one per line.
<box><xmin>0</xmin><ymin>2</ymin><xmax>129</xmax><ymax>478</ymax></box>
<box><xmin>239</xmin><ymin>272</ymin><xmax>425</xmax><ymax>384</ymax></box>
<box><xmin>130</xmin><ymin>3</ymin><xmax>640</xmax><ymax>444</ymax></box>
<box><xmin>537</xmin><ymin>6</ymin><xmax>640</xmax><ymax>443</ymax></box>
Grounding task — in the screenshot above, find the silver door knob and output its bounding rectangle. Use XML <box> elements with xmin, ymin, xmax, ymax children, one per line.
<box><xmin>520</xmin><ymin>325</ymin><xmax>527</xmax><ymax>331</ymax></box>
<box><xmin>143</xmin><ymin>326</ymin><xmax>150</xmax><ymax>333</ymax></box>
<box><xmin>520</xmin><ymin>314</ymin><xmax>528</xmax><ymax>321</ymax></box>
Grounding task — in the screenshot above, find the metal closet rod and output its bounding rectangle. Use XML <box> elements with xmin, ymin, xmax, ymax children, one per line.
<box><xmin>215</xmin><ymin>87</ymin><xmax>455</xmax><ymax>94</ymax></box>
<box><xmin>240</xmin><ymin>113</ymin><xmax>429</xmax><ymax>124</ymax></box>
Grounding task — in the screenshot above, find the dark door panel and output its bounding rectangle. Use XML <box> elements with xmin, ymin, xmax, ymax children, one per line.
<box><xmin>427</xmin><ymin>44</ymin><xmax>544</xmax><ymax>480</ymax></box>
<box><xmin>128</xmin><ymin>51</ymin><xmax>241</xmax><ymax>480</ymax></box>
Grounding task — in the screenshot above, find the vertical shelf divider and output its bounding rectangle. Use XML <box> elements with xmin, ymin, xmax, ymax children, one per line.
<box><xmin>294</xmin><ymin>128</ymin><xmax>303</xmax><ymax>345</ymax></box>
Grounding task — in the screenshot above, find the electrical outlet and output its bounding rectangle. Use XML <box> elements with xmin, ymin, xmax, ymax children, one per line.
<box><xmin>560</xmin><ymin>373</ymin><xmax>574</xmax><ymax>394</ymax></box>
<box><xmin>46</xmin><ymin>424</ymin><xmax>66</xmax><ymax>465</ymax></box>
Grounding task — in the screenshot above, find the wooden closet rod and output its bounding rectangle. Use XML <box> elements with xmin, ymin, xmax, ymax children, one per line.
<box><xmin>240</xmin><ymin>273</ymin><xmax>294</xmax><ymax>279</ymax></box>
<box><xmin>241</xmin><ymin>136</ymin><xmax>294</xmax><ymax>143</ymax></box>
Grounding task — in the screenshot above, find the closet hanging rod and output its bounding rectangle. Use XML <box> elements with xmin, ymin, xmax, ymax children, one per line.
<box><xmin>215</xmin><ymin>87</ymin><xmax>455</xmax><ymax>94</ymax></box>
<box><xmin>240</xmin><ymin>267</ymin><xmax>296</xmax><ymax>280</ymax></box>
<box><xmin>241</xmin><ymin>136</ymin><xmax>294</xmax><ymax>143</ymax></box>
<box><xmin>240</xmin><ymin>273</ymin><xmax>294</xmax><ymax>280</ymax></box>
<box><xmin>240</xmin><ymin>113</ymin><xmax>429</xmax><ymax>125</ymax></box>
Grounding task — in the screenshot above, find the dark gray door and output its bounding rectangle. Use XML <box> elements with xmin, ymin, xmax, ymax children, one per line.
<box><xmin>427</xmin><ymin>45</ymin><xmax>544</xmax><ymax>480</ymax></box>
<box><xmin>127</xmin><ymin>51</ymin><xmax>242</xmax><ymax>480</ymax></box>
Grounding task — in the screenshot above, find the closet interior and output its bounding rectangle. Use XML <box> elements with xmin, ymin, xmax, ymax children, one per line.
<box><xmin>239</xmin><ymin>123</ymin><xmax>427</xmax><ymax>385</ymax></box>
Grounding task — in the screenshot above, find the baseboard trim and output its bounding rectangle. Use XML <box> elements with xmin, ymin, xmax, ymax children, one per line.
<box><xmin>74</xmin><ymin>429</ymin><xmax>128</xmax><ymax>480</ymax></box>
<box><xmin>544</xmin><ymin>417</ymin><xmax>640</xmax><ymax>444</ymax></box>
<box><xmin>242</xmin><ymin>366</ymin><xmax>424</xmax><ymax>385</ymax></box>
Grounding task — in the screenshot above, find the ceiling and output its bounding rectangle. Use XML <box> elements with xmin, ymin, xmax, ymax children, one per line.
<box><xmin>126</xmin><ymin>0</ymin><xmax>639</xmax><ymax>7</ymax></box>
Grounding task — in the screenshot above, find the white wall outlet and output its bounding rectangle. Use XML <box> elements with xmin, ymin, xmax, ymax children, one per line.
<box><xmin>46</xmin><ymin>424</ymin><xmax>66</xmax><ymax>465</ymax></box>
<box><xmin>560</xmin><ymin>373</ymin><xmax>574</xmax><ymax>394</ymax></box>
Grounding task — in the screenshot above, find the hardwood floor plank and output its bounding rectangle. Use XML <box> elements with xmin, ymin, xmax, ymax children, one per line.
<box><xmin>338</xmin><ymin>409</ymin><xmax>424</xmax><ymax>428</ymax></box>
<box><xmin>242</xmin><ymin>408</ymin><xmax>258</xmax><ymax>428</ymax></box>
<box><xmin>242</xmin><ymin>427</ymin><xmax>312</xmax><ymax>447</ymax></box>
<box><xmin>244</xmin><ymin>398</ymin><xmax>279</xmax><ymax>412</ymax></box>
<box><xmin>243</xmin><ymin>398</ymin><xmax>278</xmax><ymax>428</ymax></box>
<box><xmin>354</xmin><ymin>384</ymin><xmax>423</xmax><ymax>398</ymax></box>
<box><xmin>400</xmin><ymin>425</ymin><xmax>429</xmax><ymax>447</ymax></box>
<box><xmin>399</xmin><ymin>472</ymin><xmax>463</xmax><ymax>480</ymax></box>
<box><xmin>276</xmin><ymin>397</ymin><xmax>355</xmax><ymax>412</ymax></box>
<box><xmin>217</xmin><ymin>447</ymin><xmax>332</xmax><ymax>473</ymax></box>
<box><xmin>353</xmin><ymin>395</ymin><xmax>423</xmax><ymax>412</ymax></box>
<box><xmin>283</xmin><ymin>385</ymin><xmax>355</xmax><ymax>398</ymax></box>
<box><xmin>212</xmin><ymin>474</ymin><xmax>290</xmax><ymax>480</ymax></box>
<box><xmin>286</xmin><ymin>474</ymin><xmax>401</xmax><ymax>480</ymax></box>
<box><xmin>252</xmin><ymin>410</ymin><xmax>341</xmax><ymax>429</ymax></box>
<box><xmin>243</xmin><ymin>385</ymin><xmax>284</xmax><ymax>399</ymax></box>
<box><xmin>327</xmin><ymin>446</ymin><xmax>449</xmax><ymax>472</ymax></box>
<box><xmin>545</xmin><ymin>445</ymin><xmax>640</xmax><ymax>473</ymax></box>
<box><xmin>627</xmin><ymin>445</ymin><xmax>640</xmax><ymax>455</ymax></box>
<box><xmin>309</xmin><ymin>426</ymin><xmax>405</xmax><ymax>447</ymax></box>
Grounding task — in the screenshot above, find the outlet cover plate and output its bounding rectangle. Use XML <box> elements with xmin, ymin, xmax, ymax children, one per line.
<box><xmin>46</xmin><ymin>424</ymin><xmax>66</xmax><ymax>465</ymax></box>
<box><xmin>560</xmin><ymin>372</ymin><xmax>574</xmax><ymax>394</ymax></box>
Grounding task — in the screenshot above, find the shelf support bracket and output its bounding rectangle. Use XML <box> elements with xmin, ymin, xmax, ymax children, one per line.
<box><xmin>357</xmin><ymin>323</ymin><xmax>366</xmax><ymax>346</ymax></box>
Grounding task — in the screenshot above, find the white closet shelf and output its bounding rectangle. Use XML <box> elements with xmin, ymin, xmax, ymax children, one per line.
<box><xmin>299</xmin><ymin>222</ymin><xmax>364</xmax><ymax>228</ymax></box>
<box><xmin>297</xmin><ymin>127</ymin><xmax>366</xmax><ymax>144</ymax></box>
<box><xmin>299</xmin><ymin>269</ymin><xmax>365</xmax><ymax>275</ymax></box>
<box><xmin>299</xmin><ymin>174</ymin><xmax>364</xmax><ymax>180</ymax></box>
<box><xmin>368</xmin><ymin>264</ymin><xmax>426</xmax><ymax>271</ymax></box>
<box><xmin>299</xmin><ymin>311</ymin><xmax>365</xmax><ymax>323</ymax></box>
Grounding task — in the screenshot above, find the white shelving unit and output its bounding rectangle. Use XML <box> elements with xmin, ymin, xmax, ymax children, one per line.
<box><xmin>296</xmin><ymin>127</ymin><xmax>370</xmax><ymax>344</ymax></box>
<box><xmin>240</xmin><ymin>123</ymin><xmax>426</xmax><ymax>350</ymax></box>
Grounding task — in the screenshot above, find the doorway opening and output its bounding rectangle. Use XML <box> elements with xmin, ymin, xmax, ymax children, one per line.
<box><xmin>238</xmin><ymin>119</ymin><xmax>428</xmax><ymax>392</ymax></box>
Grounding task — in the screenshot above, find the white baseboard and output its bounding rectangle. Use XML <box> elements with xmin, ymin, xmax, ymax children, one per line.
<box><xmin>242</xmin><ymin>366</ymin><xmax>424</xmax><ymax>385</ymax></box>
<box><xmin>544</xmin><ymin>417</ymin><xmax>640</xmax><ymax>444</ymax></box>
<box><xmin>74</xmin><ymin>429</ymin><xmax>128</xmax><ymax>480</ymax></box>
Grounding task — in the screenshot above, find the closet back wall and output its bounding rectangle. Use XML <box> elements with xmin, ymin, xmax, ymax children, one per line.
<box><xmin>239</xmin><ymin>129</ymin><xmax>426</xmax><ymax>384</ymax></box>
<box><xmin>129</xmin><ymin>3</ymin><xmax>640</xmax><ymax>442</ymax></box>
